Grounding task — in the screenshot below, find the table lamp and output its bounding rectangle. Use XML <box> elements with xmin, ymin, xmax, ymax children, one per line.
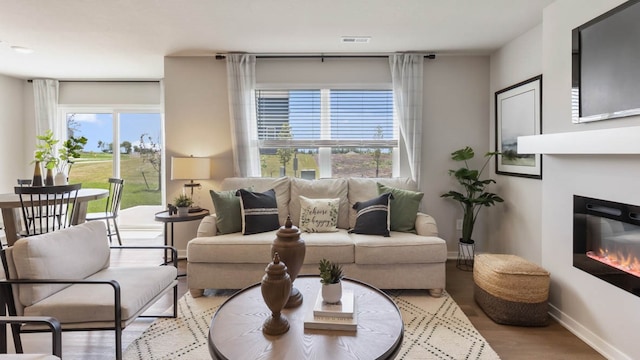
<box><xmin>171</xmin><ymin>156</ymin><xmax>211</xmax><ymax>212</ymax></box>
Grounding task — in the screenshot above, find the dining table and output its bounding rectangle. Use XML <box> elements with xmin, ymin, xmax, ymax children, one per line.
<box><xmin>0</xmin><ymin>188</ymin><xmax>109</xmax><ymax>246</ymax></box>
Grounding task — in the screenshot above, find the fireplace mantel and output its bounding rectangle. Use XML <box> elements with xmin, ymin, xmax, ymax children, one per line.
<box><xmin>518</xmin><ymin>126</ymin><xmax>640</xmax><ymax>155</ymax></box>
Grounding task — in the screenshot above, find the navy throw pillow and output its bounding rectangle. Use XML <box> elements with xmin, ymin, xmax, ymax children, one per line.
<box><xmin>349</xmin><ymin>192</ymin><xmax>393</xmax><ymax>237</ymax></box>
<box><xmin>237</xmin><ymin>188</ymin><xmax>280</xmax><ymax>235</ymax></box>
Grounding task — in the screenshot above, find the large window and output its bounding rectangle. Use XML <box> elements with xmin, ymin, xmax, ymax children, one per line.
<box><xmin>61</xmin><ymin>108</ymin><xmax>163</xmax><ymax>213</ymax></box>
<box><xmin>256</xmin><ymin>89</ymin><xmax>397</xmax><ymax>178</ymax></box>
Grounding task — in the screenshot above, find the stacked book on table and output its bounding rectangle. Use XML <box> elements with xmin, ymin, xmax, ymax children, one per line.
<box><xmin>304</xmin><ymin>289</ymin><xmax>357</xmax><ymax>331</ymax></box>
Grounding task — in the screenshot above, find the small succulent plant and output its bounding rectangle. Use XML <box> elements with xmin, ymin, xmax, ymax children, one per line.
<box><xmin>173</xmin><ymin>194</ymin><xmax>193</xmax><ymax>208</ymax></box>
<box><xmin>319</xmin><ymin>258</ymin><xmax>343</xmax><ymax>285</ymax></box>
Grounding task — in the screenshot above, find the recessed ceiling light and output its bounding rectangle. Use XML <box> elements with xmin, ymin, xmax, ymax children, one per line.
<box><xmin>341</xmin><ymin>36</ymin><xmax>371</xmax><ymax>44</ymax></box>
<box><xmin>11</xmin><ymin>46</ymin><xmax>34</xmax><ymax>54</ymax></box>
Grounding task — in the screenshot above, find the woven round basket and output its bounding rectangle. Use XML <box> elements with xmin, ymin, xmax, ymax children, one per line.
<box><xmin>473</xmin><ymin>254</ymin><xmax>550</xmax><ymax>327</ymax></box>
<box><xmin>473</xmin><ymin>254</ymin><xmax>549</xmax><ymax>303</ymax></box>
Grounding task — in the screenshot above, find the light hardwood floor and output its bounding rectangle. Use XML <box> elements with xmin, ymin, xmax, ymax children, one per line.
<box><xmin>445</xmin><ymin>260</ymin><xmax>605</xmax><ymax>360</ymax></box>
<box><xmin>10</xmin><ymin>232</ymin><xmax>605</xmax><ymax>359</ymax></box>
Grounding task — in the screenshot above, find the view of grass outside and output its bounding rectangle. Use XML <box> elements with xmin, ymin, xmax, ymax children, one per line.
<box><xmin>65</xmin><ymin>112</ymin><xmax>163</xmax><ymax>214</ymax></box>
<box><xmin>70</xmin><ymin>153</ymin><xmax>161</xmax><ymax>213</ymax></box>
<box><xmin>260</xmin><ymin>149</ymin><xmax>392</xmax><ymax>178</ymax></box>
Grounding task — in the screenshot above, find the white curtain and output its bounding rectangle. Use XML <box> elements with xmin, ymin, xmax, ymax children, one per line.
<box><xmin>226</xmin><ymin>54</ymin><xmax>260</xmax><ymax>177</ymax></box>
<box><xmin>389</xmin><ymin>54</ymin><xmax>424</xmax><ymax>184</ymax></box>
<box><xmin>33</xmin><ymin>79</ymin><xmax>64</xmax><ymax>141</ymax></box>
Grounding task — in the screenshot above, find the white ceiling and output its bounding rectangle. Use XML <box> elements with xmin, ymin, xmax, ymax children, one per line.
<box><xmin>0</xmin><ymin>0</ymin><xmax>555</xmax><ymax>80</ymax></box>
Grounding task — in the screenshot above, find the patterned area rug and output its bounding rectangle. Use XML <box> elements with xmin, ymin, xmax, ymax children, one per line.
<box><xmin>124</xmin><ymin>290</ymin><xmax>500</xmax><ymax>360</ymax></box>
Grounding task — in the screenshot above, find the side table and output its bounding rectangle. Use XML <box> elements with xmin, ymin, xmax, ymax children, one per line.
<box><xmin>154</xmin><ymin>209</ymin><xmax>209</xmax><ymax>267</ymax></box>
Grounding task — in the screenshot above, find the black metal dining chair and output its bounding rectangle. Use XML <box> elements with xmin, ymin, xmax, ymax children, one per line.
<box><xmin>16</xmin><ymin>179</ymin><xmax>32</xmax><ymax>187</ymax></box>
<box><xmin>85</xmin><ymin>178</ymin><xmax>125</xmax><ymax>245</ymax></box>
<box><xmin>14</xmin><ymin>184</ymin><xmax>82</xmax><ymax>237</ymax></box>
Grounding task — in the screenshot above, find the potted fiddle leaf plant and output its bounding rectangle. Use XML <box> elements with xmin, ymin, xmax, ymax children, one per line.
<box><xmin>441</xmin><ymin>146</ymin><xmax>504</xmax><ymax>245</ymax></box>
<box><xmin>319</xmin><ymin>258</ymin><xmax>344</xmax><ymax>304</ymax></box>
<box><xmin>57</xmin><ymin>135</ymin><xmax>88</xmax><ymax>184</ymax></box>
<box><xmin>33</xmin><ymin>129</ymin><xmax>59</xmax><ymax>186</ymax></box>
<box><xmin>173</xmin><ymin>194</ymin><xmax>193</xmax><ymax>216</ymax></box>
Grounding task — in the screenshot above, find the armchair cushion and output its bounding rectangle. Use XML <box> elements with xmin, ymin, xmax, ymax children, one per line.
<box><xmin>10</xmin><ymin>221</ymin><xmax>110</xmax><ymax>307</ymax></box>
<box><xmin>23</xmin><ymin>266</ymin><xmax>177</xmax><ymax>324</ymax></box>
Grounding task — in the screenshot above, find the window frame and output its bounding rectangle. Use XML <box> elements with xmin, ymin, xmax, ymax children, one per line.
<box><xmin>254</xmin><ymin>84</ymin><xmax>399</xmax><ymax>178</ymax></box>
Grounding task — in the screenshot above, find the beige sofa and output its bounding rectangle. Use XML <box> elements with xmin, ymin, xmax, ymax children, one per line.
<box><xmin>187</xmin><ymin>177</ymin><xmax>447</xmax><ymax>297</ymax></box>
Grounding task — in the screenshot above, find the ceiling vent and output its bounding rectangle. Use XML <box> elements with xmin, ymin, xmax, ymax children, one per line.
<box><xmin>341</xmin><ymin>36</ymin><xmax>371</xmax><ymax>44</ymax></box>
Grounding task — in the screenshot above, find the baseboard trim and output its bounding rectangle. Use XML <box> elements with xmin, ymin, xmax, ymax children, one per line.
<box><xmin>549</xmin><ymin>304</ymin><xmax>631</xmax><ymax>360</ymax></box>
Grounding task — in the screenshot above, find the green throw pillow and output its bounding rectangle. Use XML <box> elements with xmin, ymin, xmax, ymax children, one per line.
<box><xmin>377</xmin><ymin>183</ymin><xmax>424</xmax><ymax>233</ymax></box>
<box><xmin>210</xmin><ymin>189</ymin><xmax>244</xmax><ymax>234</ymax></box>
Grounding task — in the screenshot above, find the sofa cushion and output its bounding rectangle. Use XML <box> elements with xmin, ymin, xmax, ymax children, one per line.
<box><xmin>188</xmin><ymin>230</ymin><xmax>356</xmax><ymax>266</ymax></box>
<box><xmin>10</xmin><ymin>222</ymin><xmax>110</xmax><ymax>307</ymax></box>
<box><xmin>290</xmin><ymin>178</ymin><xmax>349</xmax><ymax>229</ymax></box>
<box><xmin>299</xmin><ymin>196</ymin><xmax>340</xmax><ymax>233</ymax></box>
<box><xmin>221</xmin><ymin>177</ymin><xmax>290</xmax><ymax>226</ymax></box>
<box><xmin>301</xmin><ymin>230</ymin><xmax>354</xmax><ymax>264</ymax></box>
<box><xmin>377</xmin><ymin>183</ymin><xmax>424</xmax><ymax>233</ymax></box>
<box><xmin>348</xmin><ymin>177</ymin><xmax>418</xmax><ymax>228</ymax></box>
<box><xmin>237</xmin><ymin>189</ymin><xmax>280</xmax><ymax>235</ymax></box>
<box><xmin>209</xmin><ymin>189</ymin><xmax>243</xmax><ymax>234</ymax></box>
<box><xmin>350</xmin><ymin>193</ymin><xmax>393</xmax><ymax>237</ymax></box>
<box><xmin>352</xmin><ymin>232</ymin><xmax>447</xmax><ymax>265</ymax></box>
<box><xmin>188</xmin><ymin>231</ymin><xmax>277</xmax><ymax>264</ymax></box>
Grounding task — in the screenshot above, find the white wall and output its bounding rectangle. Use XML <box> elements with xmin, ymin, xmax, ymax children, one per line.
<box><xmin>163</xmin><ymin>55</ymin><xmax>490</xmax><ymax>255</ymax></box>
<box><xmin>541</xmin><ymin>1</ymin><xmax>637</xmax><ymax>359</ymax></box>
<box><xmin>488</xmin><ymin>26</ymin><xmax>543</xmax><ymax>261</ymax></box>
<box><xmin>423</xmin><ymin>56</ymin><xmax>492</xmax><ymax>253</ymax></box>
<box><xmin>0</xmin><ymin>74</ymin><xmax>27</xmax><ymax>193</ymax></box>
<box><xmin>163</xmin><ymin>56</ymin><xmax>233</xmax><ymax>255</ymax></box>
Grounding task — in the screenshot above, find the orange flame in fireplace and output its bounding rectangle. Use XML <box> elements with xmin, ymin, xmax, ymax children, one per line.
<box><xmin>587</xmin><ymin>249</ymin><xmax>640</xmax><ymax>278</ymax></box>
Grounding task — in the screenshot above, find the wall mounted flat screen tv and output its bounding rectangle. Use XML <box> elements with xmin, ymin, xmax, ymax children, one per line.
<box><xmin>572</xmin><ymin>0</ymin><xmax>640</xmax><ymax>123</ymax></box>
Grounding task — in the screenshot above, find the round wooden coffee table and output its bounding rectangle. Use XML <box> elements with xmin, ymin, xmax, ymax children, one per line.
<box><xmin>208</xmin><ymin>275</ymin><xmax>403</xmax><ymax>360</ymax></box>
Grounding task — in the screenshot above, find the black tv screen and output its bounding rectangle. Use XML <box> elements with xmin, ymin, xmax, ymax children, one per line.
<box><xmin>572</xmin><ymin>0</ymin><xmax>640</xmax><ymax>123</ymax></box>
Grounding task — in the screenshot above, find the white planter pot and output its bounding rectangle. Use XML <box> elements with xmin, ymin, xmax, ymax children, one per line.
<box><xmin>177</xmin><ymin>207</ymin><xmax>189</xmax><ymax>216</ymax></box>
<box><xmin>321</xmin><ymin>282</ymin><xmax>342</xmax><ymax>304</ymax></box>
<box><xmin>55</xmin><ymin>172</ymin><xmax>68</xmax><ymax>185</ymax></box>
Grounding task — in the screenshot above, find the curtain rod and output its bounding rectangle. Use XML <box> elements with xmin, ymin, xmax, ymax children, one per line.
<box><xmin>27</xmin><ymin>80</ymin><xmax>160</xmax><ymax>83</ymax></box>
<box><xmin>215</xmin><ymin>53</ymin><xmax>436</xmax><ymax>60</ymax></box>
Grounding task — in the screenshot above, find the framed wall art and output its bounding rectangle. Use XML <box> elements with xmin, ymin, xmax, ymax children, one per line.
<box><xmin>495</xmin><ymin>75</ymin><xmax>542</xmax><ymax>179</ymax></box>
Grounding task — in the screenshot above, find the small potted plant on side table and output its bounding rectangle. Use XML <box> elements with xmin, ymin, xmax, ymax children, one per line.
<box><xmin>319</xmin><ymin>258</ymin><xmax>344</xmax><ymax>304</ymax></box>
<box><xmin>173</xmin><ymin>194</ymin><xmax>193</xmax><ymax>216</ymax></box>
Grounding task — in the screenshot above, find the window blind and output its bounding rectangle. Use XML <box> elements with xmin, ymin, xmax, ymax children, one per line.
<box><xmin>256</xmin><ymin>89</ymin><xmax>397</xmax><ymax>149</ymax></box>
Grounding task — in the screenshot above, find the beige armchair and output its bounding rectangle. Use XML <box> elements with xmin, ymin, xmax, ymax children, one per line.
<box><xmin>0</xmin><ymin>316</ymin><xmax>61</xmax><ymax>359</ymax></box>
<box><xmin>0</xmin><ymin>221</ymin><xmax>178</xmax><ymax>360</ymax></box>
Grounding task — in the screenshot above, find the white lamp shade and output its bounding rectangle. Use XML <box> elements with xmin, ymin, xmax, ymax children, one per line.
<box><xmin>171</xmin><ymin>157</ymin><xmax>211</xmax><ymax>180</ymax></box>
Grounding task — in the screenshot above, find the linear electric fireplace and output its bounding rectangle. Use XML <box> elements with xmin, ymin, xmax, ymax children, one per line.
<box><xmin>574</xmin><ymin>195</ymin><xmax>640</xmax><ymax>296</ymax></box>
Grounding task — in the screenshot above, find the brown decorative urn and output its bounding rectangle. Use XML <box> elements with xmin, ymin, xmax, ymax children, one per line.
<box><xmin>271</xmin><ymin>215</ymin><xmax>306</xmax><ymax>308</ymax></box>
<box><xmin>260</xmin><ymin>252</ymin><xmax>291</xmax><ymax>336</ymax></box>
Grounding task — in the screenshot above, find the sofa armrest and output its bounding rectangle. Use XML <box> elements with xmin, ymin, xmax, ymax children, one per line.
<box><xmin>415</xmin><ymin>212</ymin><xmax>439</xmax><ymax>237</ymax></box>
<box><xmin>197</xmin><ymin>215</ymin><xmax>218</xmax><ymax>237</ymax></box>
